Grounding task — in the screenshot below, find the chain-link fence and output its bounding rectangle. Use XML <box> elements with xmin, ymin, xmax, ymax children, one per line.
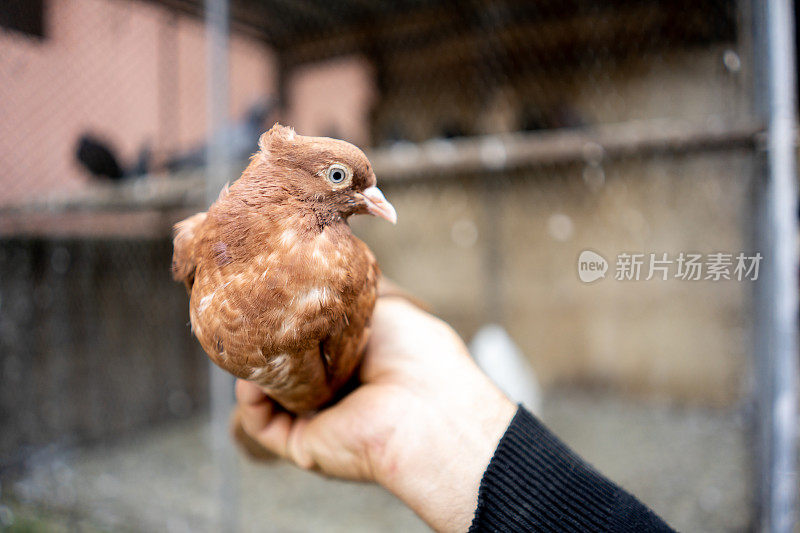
<box><xmin>0</xmin><ymin>0</ymin><xmax>796</xmax><ymax>531</ymax></box>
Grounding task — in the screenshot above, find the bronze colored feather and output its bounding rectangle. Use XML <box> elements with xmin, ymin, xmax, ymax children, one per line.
<box><xmin>172</xmin><ymin>124</ymin><xmax>396</xmax><ymax>413</ymax></box>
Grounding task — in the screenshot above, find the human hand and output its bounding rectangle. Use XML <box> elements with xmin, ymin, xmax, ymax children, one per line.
<box><xmin>235</xmin><ymin>297</ymin><xmax>516</xmax><ymax>532</ymax></box>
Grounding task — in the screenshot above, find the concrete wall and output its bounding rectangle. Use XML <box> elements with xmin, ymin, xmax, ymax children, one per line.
<box><xmin>353</xmin><ymin>151</ymin><xmax>755</xmax><ymax>407</ymax></box>
<box><xmin>349</xmin><ymin>46</ymin><xmax>755</xmax><ymax>406</ymax></box>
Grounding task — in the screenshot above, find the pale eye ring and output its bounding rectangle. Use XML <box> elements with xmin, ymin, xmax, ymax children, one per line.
<box><xmin>327</xmin><ymin>164</ymin><xmax>348</xmax><ymax>184</ymax></box>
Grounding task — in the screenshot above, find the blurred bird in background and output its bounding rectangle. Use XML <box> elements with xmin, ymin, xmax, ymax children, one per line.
<box><xmin>166</xmin><ymin>98</ymin><xmax>275</xmax><ymax>173</ymax></box>
<box><xmin>470</xmin><ymin>324</ymin><xmax>542</xmax><ymax>415</ymax></box>
<box><xmin>75</xmin><ymin>133</ymin><xmax>151</xmax><ymax>181</ymax></box>
<box><xmin>172</xmin><ymin>124</ymin><xmax>397</xmax><ymax>414</ymax></box>
<box><xmin>75</xmin><ymin>99</ymin><xmax>273</xmax><ymax>182</ymax></box>
<box><xmin>75</xmin><ymin>134</ymin><xmax>125</xmax><ymax>180</ymax></box>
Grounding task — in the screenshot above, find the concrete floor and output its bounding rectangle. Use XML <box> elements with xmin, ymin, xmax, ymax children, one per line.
<box><xmin>544</xmin><ymin>390</ymin><xmax>752</xmax><ymax>532</ymax></box>
<box><xmin>2</xmin><ymin>389</ymin><xmax>751</xmax><ymax>532</ymax></box>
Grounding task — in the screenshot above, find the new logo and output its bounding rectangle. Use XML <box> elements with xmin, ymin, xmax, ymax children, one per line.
<box><xmin>578</xmin><ymin>250</ymin><xmax>608</xmax><ymax>283</ymax></box>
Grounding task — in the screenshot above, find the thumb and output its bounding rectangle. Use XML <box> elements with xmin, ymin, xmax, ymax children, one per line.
<box><xmin>230</xmin><ymin>407</ymin><xmax>278</xmax><ymax>461</ymax></box>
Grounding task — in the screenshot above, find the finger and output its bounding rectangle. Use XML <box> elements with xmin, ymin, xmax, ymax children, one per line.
<box><xmin>238</xmin><ymin>396</ymin><xmax>274</xmax><ymax>435</ymax></box>
<box><xmin>235</xmin><ymin>379</ymin><xmax>268</xmax><ymax>406</ymax></box>
<box><xmin>243</xmin><ymin>411</ymin><xmax>315</xmax><ymax>470</ymax></box>
<box><xmin>250</xmin><ymin>410</ymin><xmax>297</xmax><ymax>460</ymax></box>
<box><xmin>234</xmin><ymin>379</ymin><xmax>316</xmax><ymax>469</ymax></box>
<box><xmin>230</xmin><ymin>407</ymin><xmax>278</xmax><ymax>461</ymax></box>
<box><xmin>285</xmin><ymin>418</ymin><xmax>315</xmax><ymax>470</ymax></box>
<box><xmin>290</xmin><ymin>402</ymin><xmax>370</xmax><ymax>480</ymax></box>
<box><xmin>235</xmin><ymin>379</ymin><xmax>275</xmax><ymax>437</ymax></box>
<box><xmin>368</xmin><ymin>298</ymin><xmax>431</xmax><ymax>347</ymax></box>
<box><xmin>362</xmin><ymin>299</ymin><xmax>428</xmax><ymax>381</ymax></box>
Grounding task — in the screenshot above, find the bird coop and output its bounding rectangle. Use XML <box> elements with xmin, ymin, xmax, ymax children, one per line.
<box><xmin>0</xmin><ymin>0</ymin><xmax>796</xmax><ymax>531</ymax></box>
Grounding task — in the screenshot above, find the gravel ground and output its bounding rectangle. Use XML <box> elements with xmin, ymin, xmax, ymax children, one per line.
<box><xmin>2</xmin><ymin>389</ymin><xmax>752</xmax><ymax>532</ymax></box>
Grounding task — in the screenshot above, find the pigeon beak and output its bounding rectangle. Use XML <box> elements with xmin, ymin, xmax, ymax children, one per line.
<box><xmin>361</xmin><ymin>186</ymin><xmax>397</xmax><ymax>224</ymax></box>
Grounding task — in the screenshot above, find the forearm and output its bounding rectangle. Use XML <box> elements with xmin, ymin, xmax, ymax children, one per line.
<box><xmin>470</xmin><ymin>406</ymin><xmax>674</xmax><ymax>533</ymax></box>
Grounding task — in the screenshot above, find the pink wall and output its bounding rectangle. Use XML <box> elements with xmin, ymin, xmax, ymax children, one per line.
<box><xmin>286</xmin><ymin>56</ymin><xmax>375</xmax><ymax>146</ymax></box>
<box><xmin>0</xmin><ymin>0</ymin><xmax>276</xmax><ymax>204</ymax></box>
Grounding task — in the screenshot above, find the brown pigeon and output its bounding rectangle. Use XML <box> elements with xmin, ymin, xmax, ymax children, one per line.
<box><xmin>172</xmin><ymin>124</ymin><xmax>396</xmax><ymax>414</ymax></box>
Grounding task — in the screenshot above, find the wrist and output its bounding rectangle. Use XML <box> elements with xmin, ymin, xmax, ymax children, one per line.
<box><xmin>375</xmin><ymin>380</ymin><xmax>516</xmax><ymax>532</ymax></box>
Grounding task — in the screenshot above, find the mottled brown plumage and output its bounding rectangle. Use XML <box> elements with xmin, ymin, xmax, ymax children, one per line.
<box><xmin>172</xmin><ymin>124</ymin><xmax>396</xmax><ymax>413</ymax></box>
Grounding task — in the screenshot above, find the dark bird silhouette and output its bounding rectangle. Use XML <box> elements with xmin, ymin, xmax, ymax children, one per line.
<box><xmin>75</xmin><ymin>134</ymin><xmax>153</xmax><ymax>180</ymax></box>
<box><xmin>75</xmin><ymin>134</ymin><xmax>124</xmax><ymax>180</ymax></box>
<box><xmin>166</xmin><ymin>98</ymin><xmax>275</xmax><ymax>172</ymax></box>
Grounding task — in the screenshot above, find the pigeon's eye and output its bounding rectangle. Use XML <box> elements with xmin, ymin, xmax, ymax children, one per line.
<box><xmin>327</xmin><ymin>164</ymin><xmax>348</xmax><ymax>185</ymax></box>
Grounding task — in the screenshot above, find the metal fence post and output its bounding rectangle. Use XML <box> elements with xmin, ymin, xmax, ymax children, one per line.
<box><xmin>755</xmin><ymin>0</ymin><xmax>799</xmax><ymax>530</ymax></box>
<box><xmin>205</xmin><ymin>0</ymin><xmax>239</xmax><ymax>531</ymax></box>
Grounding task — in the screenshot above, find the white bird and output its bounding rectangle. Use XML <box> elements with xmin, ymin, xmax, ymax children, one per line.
<box><xmin>470</xmin><ymin>324</ymin><xmax>542</xmax><ymax>415</ymax></box>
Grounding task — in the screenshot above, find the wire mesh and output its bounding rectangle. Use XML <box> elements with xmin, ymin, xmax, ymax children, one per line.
<box><xmin>0</xmin><ymin>0</ymin><xmax>790</xmax><ymax>531</ymax></box>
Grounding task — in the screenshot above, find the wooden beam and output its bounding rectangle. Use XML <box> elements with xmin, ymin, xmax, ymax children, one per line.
<box><xmin>136</xmin><ymin>0</ymin><xmax>283</xmax><ymax>44</ymax></box>
<box><xmin>281</xmin><ymin>2</ymin><xmax>732</xmax><ymax>68</ymax></box>
<box><xmin>0</xmin><ymin>118</ymin><xmax>761</xmax><ymax>217</ymax></box>
<box><xmin>1</xmin><ymin>173</ymin><xmax>207</xmax><ymax>215</ymax></box>
<box><xmin>370</xmin><ymin>119</ymin><xmax>761</xmax><ymax>181</ymax></box>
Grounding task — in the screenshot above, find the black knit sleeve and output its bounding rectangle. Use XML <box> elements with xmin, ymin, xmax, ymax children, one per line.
<box><xmin>469</xmin><ymin>406</ymin><xmax>674</xmax><ymax>533</ymax></box>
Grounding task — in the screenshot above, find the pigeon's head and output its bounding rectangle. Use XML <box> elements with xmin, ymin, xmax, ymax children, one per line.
<box><xmin>244</xmin><ymin>123</ymin><xmax>396</xmax><ymax>226</ymax></box>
